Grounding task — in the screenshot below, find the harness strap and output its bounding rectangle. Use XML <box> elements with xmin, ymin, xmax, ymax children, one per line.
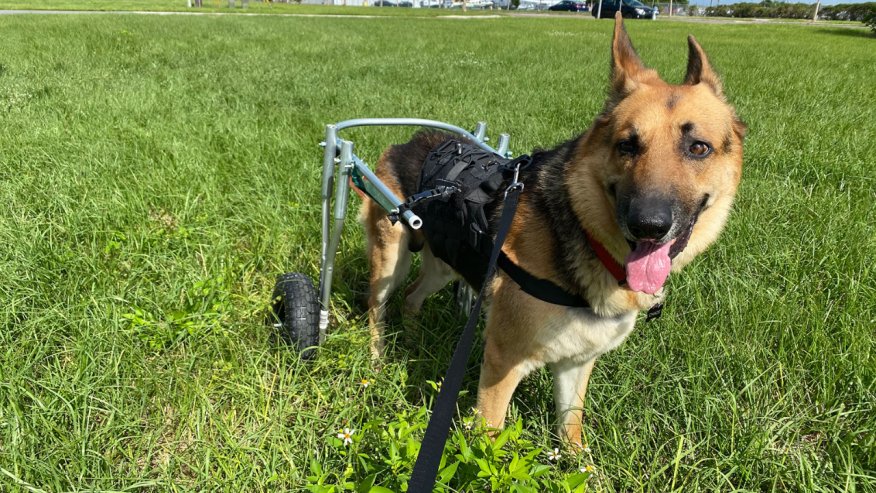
<box><xmin>499</xmin><ymin>249</ymin><xmax>664</xmax><ymax>319</ymax></box>
<box><xmin>408</xmin><ymin>184</ymin><xmax>522</xmax><ymax>493</ymax></box>
<box><xmin>444</xmin><ymin>157</ymin><xmax>473</xmax><ymax>182</ymax></box>
<box><xmin>497</xmin><ymin>252</ymin><xmax>590</xmax><ymax>308</ymax></box>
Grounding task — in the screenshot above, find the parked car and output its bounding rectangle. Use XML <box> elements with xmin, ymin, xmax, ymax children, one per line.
<box><xmin>592</xmin><ymin>0</ymin><xmax>657</xmax><ymax>18</ymax></box>
<box><xmin>373</xmin><ymin>0</ymin><xmax>412</xmax><ymax>6</ymax></box>
<box><xmin>548</xmin><ymin>0</ymin><xmax>588</xmax><ymax>11</ymax></box>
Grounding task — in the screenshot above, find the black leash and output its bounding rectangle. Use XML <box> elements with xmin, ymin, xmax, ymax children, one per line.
<box><xmin>407</xmin><ymin>180</ymin><xmax>523</xmax><ymax>492</ymax></box>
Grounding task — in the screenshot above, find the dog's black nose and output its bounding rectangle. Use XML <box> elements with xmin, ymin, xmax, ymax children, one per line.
<box><xmin>627</xmin><ymin>197</ymin><xmax>674</xmax><ymax>240</ymax></box>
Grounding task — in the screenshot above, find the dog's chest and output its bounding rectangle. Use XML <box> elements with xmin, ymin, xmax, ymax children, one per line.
<box><xmin>533</xmin><ymin>308</ymin><xmax>637</xmax><ymax>365</ymax></box>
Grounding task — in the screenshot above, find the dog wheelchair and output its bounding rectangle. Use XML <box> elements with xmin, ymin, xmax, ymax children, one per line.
<box><xmin>270</xmin><ymin>118</ymin><xmax>516</xmax><ymax>359</ymax></box>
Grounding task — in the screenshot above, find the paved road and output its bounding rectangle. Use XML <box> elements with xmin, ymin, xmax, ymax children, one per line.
<box><xmin>0</xmin><ymin>9</ymin><xmax>196</xmax><ymax>14</ymax></box>
<box><xmin>0</xmin><ymin>9</ymin><xmax>497</xmax><ymax>18</ymax></box>
<box><xmin>0</xmin><ymin>9</ymin><xmax>280</xmax><ymax>15</ymax></box>
<box><xmin>0</xmin><ymin>8</ymin><xmax>866</xmax><ymax>28</ymax></box>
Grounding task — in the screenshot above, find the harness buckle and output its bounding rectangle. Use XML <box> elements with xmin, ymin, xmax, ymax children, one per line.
<box><xmin>645</xmin><ymin>303</ymin><xmax>664</xmax><ymax>322</ymax></box>
<box><xmin>393</xmin><ymin>184</ymin><xmax>458</xmax><ymax>225</ymax></box>
<box><xmin>504</xmin><ymin>162</ymin><xmax>524</xmax><ymax>198</ymax></box>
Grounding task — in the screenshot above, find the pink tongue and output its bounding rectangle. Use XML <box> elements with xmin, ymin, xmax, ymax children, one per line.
<box><xmin>625</xmin><ymin>241</ymin><xmax>673</xmax><ymax>294</ymax></box>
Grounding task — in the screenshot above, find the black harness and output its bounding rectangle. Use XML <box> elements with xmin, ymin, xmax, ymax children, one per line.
<box><xmin>395</xmin><ymin>139</ymin><xmax>591</xmax><ymax>308</ymax></box>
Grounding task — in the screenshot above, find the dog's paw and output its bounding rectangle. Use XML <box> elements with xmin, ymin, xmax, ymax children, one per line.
<box><xmin>559</xmin><ymin>436</ymin><xmax>595</xmax><ymax>456</ymax></box>
<box><xmin>369</xmin><ymin>336</ymin><xmax>385</xmax><ymax>363</ymax></box>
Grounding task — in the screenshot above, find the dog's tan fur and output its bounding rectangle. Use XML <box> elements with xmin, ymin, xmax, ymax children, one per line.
<box><xmin>361</xmin><ymin>15</ymin><xmax>745</xmax><ymax>446</ymax></box>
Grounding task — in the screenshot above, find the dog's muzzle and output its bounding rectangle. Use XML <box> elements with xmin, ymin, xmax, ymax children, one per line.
<box><xmin>619</xmin><ymin>194</ymin><xmax>708</xmax><ymax>294</ymax></box>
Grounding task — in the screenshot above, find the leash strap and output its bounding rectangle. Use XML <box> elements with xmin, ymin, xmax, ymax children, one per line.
<box><xmin>407</xmin><ymin>183</ymin><xmax>522</xmax><ymax>492</ymax></box>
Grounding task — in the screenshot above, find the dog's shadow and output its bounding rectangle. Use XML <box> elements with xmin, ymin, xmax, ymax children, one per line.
<box><xmin>326</xmin><ymin>248</ymin><xmax>556</xmax><ymax>435</ymax></box>
<box><xmin>392</xmin><ymin>288</ymin><xmax>484</xmax><ymax>409</ymax></box>
<box><xmin>379</xmin><ymin>292</ymin><xmax>553</xmax><ymax>430</ymax></box>
<box><xmin>336</xmin><ymin>250</ymin><xmax>485</xmax><ymax>411</ymax></box>
<box><xmin>814</xmin><ymin>27</ymin><xmax>875</xmax><ymax>40</ymax></box>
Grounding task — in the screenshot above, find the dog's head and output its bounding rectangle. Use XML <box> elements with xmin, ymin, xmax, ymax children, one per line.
<box><xmin>570</xmin><ymin>14</ymin><xmax>746</xmax><ymax>295</ymax></box>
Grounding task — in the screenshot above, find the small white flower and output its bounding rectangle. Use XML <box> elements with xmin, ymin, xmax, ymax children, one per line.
<box><xmin>580</xmin><ymin>464</ymin><xmax>595</xmax><ymax>474</ymax></box>
<box><xmin>547</xmin><ymin>447</ymin><xmax>561</xmax><ymax>461</ymax></box>
<box><xmin>359</xmin><ymin>378</ymin><xmax>370</xmax><ymax>389</ymax></box>
<box><xmin>337</xmin><ymin>428</ymin><xmax>355</xmax><ymax>446</ymax></box>
<box><xmin>583</xmin><ymin>444</ymin><xmax>592</xmax><ymax>454</ymax></box>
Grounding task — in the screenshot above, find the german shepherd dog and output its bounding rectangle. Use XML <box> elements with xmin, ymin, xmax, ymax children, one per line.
<box><xmin>361</xmin><ymin>14</ymin><xmax>745</xmax><ymax>447</ymax></box>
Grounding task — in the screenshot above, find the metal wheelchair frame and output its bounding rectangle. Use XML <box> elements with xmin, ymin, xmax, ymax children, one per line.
<box><xmin>315</xmin><ymin>118</ymin><xmax>513</xmax><ymax>341</ymax></box>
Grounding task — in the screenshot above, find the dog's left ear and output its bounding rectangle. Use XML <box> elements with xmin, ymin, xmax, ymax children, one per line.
<box><xmin>684</xmin><ymin>36</ymin><xmax>723</xmax><ymax>97</ymax></box>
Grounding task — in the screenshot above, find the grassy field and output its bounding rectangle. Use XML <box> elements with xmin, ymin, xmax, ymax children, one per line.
<box><xmin>0</xmin><ymin>10</ymin><xmax>873</xmax><ymax>493</ymax></box>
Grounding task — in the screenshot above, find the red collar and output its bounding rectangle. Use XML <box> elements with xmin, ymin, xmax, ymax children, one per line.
<box><xmin>584</xmin><ymin>230</ymin><xmax>626</xmax><ymax>283</ymax></box>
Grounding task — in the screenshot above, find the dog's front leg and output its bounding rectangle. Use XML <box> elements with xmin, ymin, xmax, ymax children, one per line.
<box><xmin>550</xmin><ymin>357</ymin><xmax>597</xmax><ymax>448</ymax></box>
<box><xmin>476</xmin><ymin>336</ymin><xmax>528</xmax><ymax>432</ymax></box>
<box><xmin>476</xmin><ymin>285</ymin><xmax>541</xmax><ymax>432</ymax></box>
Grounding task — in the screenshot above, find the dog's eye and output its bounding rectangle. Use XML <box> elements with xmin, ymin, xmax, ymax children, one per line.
<box><xmin>688</xmin><ymin>141</ymin><xmax>712</xmax><ymax>158</ymax></box>
<box><xmin>617</xmin><ymin>139</ymin><xmax>639</xmax><ymax>156</ymax></box>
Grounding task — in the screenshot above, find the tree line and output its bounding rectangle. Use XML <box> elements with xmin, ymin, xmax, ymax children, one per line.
<box><xmin>703</xmin><ymin>1</ymin><xmax>875</xmax><ymax>22</ymax></box>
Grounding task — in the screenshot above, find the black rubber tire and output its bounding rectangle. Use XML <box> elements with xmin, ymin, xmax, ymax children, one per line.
<box><xmin>271</xmin><ymin>273</ymin><xmax>320</xmax><ymax>361</ymax></box>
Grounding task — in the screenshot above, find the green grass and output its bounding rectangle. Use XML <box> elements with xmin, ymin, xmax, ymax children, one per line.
<box><xmin>0</xmin><ymin>11</ymin><xmax>873</xmax><ymax>492</ymax></box>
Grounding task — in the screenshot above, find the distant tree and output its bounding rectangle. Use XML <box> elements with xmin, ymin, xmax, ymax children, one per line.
<box><xmin>863</xmin><ymin>8</ymin><xmax>876</xmax><ymax>32</ymax></box>
<box><xmin>819</xmin><ymin>2</ymin><xmax>876</xmax><ymax>23</ymax></box>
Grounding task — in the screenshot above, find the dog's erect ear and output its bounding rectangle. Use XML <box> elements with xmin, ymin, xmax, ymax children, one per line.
<box><xmin>684</xmin><ymin>36</ymin><xmax>723</xmax><ymax>97</ymax></box>
<box><xmin>610</xmin><ymin>12</ymin><xmax>648</xmax><ymax>101</ymax></box>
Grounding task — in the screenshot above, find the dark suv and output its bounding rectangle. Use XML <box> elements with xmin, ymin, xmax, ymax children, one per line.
<box><xmin>548</xmin><ymin>0</ymin><xmax>588</xmax><ymax>11</ymax></box>
<box><xmin>592</xmin><ymin>0</ymin><xmax>657</xmax><ymax>18</ymax></box>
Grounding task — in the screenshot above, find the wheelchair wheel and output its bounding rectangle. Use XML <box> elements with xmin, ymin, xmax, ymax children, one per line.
<box><xmin>271</xmin><ymin>273</ymin><xmax>320</xmax><ymax>361</ymax></box>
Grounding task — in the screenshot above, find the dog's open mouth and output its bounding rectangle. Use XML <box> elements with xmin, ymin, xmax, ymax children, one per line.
<box><xmin>623</xmin><ymin>195</ymin><xmax>708</xmax><ymax>295</ymax></box>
